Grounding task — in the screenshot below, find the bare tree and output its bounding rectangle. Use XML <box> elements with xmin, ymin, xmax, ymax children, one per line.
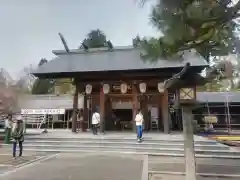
<box><xmin>16</xmin><ymin>64</ymin><xmax>36</xmax><ymax>93</ymax></box>
<box><xmin>0</xmin><ymin>85</ymin><xmax>18</xmax><ymax>116</ymax></box>
<box><xmin>0</xmin><ymin>71</ymin><xmax>18</xmax><ymax>115</ymax></box>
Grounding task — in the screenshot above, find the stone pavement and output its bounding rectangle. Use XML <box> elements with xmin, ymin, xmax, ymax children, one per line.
<box><xmin>1</xmin><ymin>153</ymin><xmax>144</xmax><ymax>180</ymax></box>
<box><xmin>0</xmin><ymin>154</ymin><xmax>41</xmax><ymax>175</ymax></box>
<box><xmin>148</xmin><ymin>156</ymin><xmax>240</xmax><ymax>178</ymax></box>
<box><xmin>149</xmin><ymin>174</ymin><xmax>240</xmax><ymax>180</ymax></box>
<box><xmin>1</xmin><ymin>152</ymin><xmax>240</xmax><ymax>179</ymax></box>
<box><xmin>150</xmin><ymin>163</ymin><xmax>240</xmax><ymax>175</ymax></box>
<box><xmin>0</xmin><ymin>155</ymin><xmax>37</xmax><ymax>166</ymax></box>
<box><xmin>0</xmin><ymin>149</ymin><xmax>57</xmax><ymax>177</ymax></box>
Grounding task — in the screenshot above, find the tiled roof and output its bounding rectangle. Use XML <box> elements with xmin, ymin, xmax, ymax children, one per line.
<box><xmin>33</xmin><ymin>46</ymin><xmax>208</xmax><ymax>75</ymax></box>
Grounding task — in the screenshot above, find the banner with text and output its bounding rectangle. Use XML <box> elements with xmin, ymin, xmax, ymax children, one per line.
<box><xmin>21</xmin><ymin>109</ymin><xmax>65</xmax><ymax>115</ymax></box>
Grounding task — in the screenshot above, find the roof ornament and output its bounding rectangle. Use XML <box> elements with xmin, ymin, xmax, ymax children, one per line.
<box><xmin>82</xmin><ymin>42</ymin><xmax>89</xmax><ymax>51</ymax></box>
<box><xmin>132</xmin><ymin>35</ymin><xmax>141</xmax><ymax>48</ymax></box>
<box><xmin>58</xmin><ymin>33</ymin><xmax>70</xmax><ymax>53</ymax></box>
<box><xmin>107</xmin><ymin>40</ymin><xmax>113</xmax><ymax>50</ymax></box>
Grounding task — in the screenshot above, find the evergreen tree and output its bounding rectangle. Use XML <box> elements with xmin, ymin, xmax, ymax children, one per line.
<box><xmin>139</xmin><ymin>0</ymin><xmax>240</xmax><ymax>91</ymax></box>
<box><xmin>31</xmin><ymin>59</ymin><xmax>55</xmax><ymax>94</ymax></box>
<box><xmin>80</xmin><ymin>29</ymin><xmax>107</xmax><ymax>48</ymax></box>
<box><xmin>140</xmin><ymin>0</ymin><xmax>240</xmax><ymax>62</ymax></box>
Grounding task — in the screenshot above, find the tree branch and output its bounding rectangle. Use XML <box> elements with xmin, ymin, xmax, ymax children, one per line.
<box><xmin>184</xmin><ymin>1</ymin><xmax>240</xmax><ymax>30</ymax></box>
<box><xmin>171</xmin><ymin>12</ymin><xmax>235</xmax><ymax>53</ymax></box>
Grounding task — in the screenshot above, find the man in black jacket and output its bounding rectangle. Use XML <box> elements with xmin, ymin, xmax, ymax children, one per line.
<box><xmin>12</xmin><ymin>117</ymin><xmax>24</xmax><ymax>159</ymax></box>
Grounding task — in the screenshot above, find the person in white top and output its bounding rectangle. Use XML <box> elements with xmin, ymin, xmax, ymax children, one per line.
<box><xmin>5</xmin><ymin>114</ymin><xmax>13</xmax><ymax>129</ymax></box>
<box><xmin>91</xmin><ymin>108</ymin><xmax>100</xmax><ymax>135</ymax></box>
<box><xmin>4</xmin><ymin>114</ymin><xmax>13</xmax><ymax>144</ymax></box>
<box><xmin>135</xmin><ymin>109</ymin><xmax>144</xmax><ymax>142</ymax></box>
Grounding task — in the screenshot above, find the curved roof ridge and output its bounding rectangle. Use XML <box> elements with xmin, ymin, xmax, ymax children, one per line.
<box><xmin>52</xmin><ymin>45</ymin><xmax>136</xmax><ymax>55</ymax></box>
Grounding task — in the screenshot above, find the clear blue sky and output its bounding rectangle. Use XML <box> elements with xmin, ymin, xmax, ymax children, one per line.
<box><xmin>0</xmin><ymin>0</ymin><xmax>158</xmax><ymax>78</ymax></box>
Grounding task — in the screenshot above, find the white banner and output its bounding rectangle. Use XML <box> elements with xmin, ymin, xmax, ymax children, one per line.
<box><xmin>21</xmin><ymin>109</ymin><xmax>65</xmax><ymax>115</ymax></box>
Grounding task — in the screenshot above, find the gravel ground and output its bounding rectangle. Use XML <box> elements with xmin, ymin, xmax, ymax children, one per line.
<box><xmin>1</xmin><ymin>153</ymin><xmax>144</xmax><ymax>180</ymax></box>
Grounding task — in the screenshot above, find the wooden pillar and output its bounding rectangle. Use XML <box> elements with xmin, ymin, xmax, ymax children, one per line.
<box><xmin>72</xmin><ymin>84</ymin><xmax>78</xmax><ymax>133</ymax></box>
<box><xmin>132</xmin><ymin>83</ymin><xmax>138</xmax><ymax>132</ymax></box>
<box><xmin>161</xmin><ymin>90</ymin><xmax>169</xmax><ymax>133</ymax></box>
<box><xmin>88</xmin><ymin>95</ymin><xmax>92</xmax><ymax>129</ymax></box>
<box><xmin>142</xmin><ymin>95</ymin><xmax>149</xmax><ymax>131</ymax></box>
<box><xmin>99</xmin><ymin>86</ymin><xmax>105</xmax><ymax>133</ymax></box>
<box><xmin>83</xmin><ymin>94</ymin><xmax>88</xmax><ymax>131</ymax></box>
<box><xmin>107</xmin><ymin>97</ymin><xmax>112</xmax><ymax>115</ymax></box>
<box><xmin>157</xmin><ymin>95</ymin><xmax>162</xmax><ymax>131</ymax></box>
<box><xmin>105</xmin><ymin>97</ymin><xmax>112</xmax><ymax>130</ymax></box>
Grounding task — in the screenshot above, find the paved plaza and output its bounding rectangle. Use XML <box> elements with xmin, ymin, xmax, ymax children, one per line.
<box><xmin>0</xmin><ymin>152</ymin><xmax>239</xmax><ymax>180</ymax></box>
<box><xmin>1</xmin><ymin>131</ymin><xmax>240</xmax><ymax>179</ymax></box>
<box><xmin>0</xmin><ymin>152</ymin><xmax>144</xmax><ymax>180</ymax></box>
<box><xmin>148</xmin><ymin>156</ymin><xmax>240</xmax><ymax>173</ymax></box>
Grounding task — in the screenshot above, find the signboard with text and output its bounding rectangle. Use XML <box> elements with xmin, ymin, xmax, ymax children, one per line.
<box><xmin>21</xmin><ymin>109</ymin><xmax>65</xmax><ymax>115</ymax></box>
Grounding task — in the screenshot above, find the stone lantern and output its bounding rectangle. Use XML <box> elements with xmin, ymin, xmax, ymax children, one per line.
<box><xmin>164</xmin><ymin>62</ymin><xmax>207</xmax><ymax>180</ymax></box>
<box><xmin>175</xmin><ymin>87</ymin><xmax>196</xmax><ymax>105</ymax></box>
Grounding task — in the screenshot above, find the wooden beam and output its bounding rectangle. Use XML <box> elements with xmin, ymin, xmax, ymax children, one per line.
<box><xmin>161</xmin><ymin>90</ymin><xmax>169</xmax><ymax>133</ymax></box>
<box><xmin>77</xmin><ymin>79</ymin><xmax>167</xmax><ymax>86</ymax></box>
<box><xmin>75</xmin><ymin>71</ymin><xmax>173</xmax><ymax>82</ymax></box>
<box><xmin>132</xmin><ymin>83</ymin><xmax>138</xmax><ymax>132</ymax></box>
<box><xmin>83</xmin><ymin>94</ymin><xmax>88</xmax><ymax>132</ymax></box>
<box><xmin>72</xmin><ymin>85</ymin><xmax>78</xmax><ymax>133</ymax></box>
<box><xmin>99</xmin><ymin>86</ymin><xmax>105</xmax><ymax>133</ymax></box>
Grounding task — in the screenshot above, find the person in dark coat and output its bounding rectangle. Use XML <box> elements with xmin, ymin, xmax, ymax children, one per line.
<box><xmin>12</xmin><ymin>116</ymin><xmax>24</xmax><ymax>159</ymax></box>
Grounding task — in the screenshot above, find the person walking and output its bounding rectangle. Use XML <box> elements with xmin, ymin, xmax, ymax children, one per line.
<box><xmin>4</xmin><ymin>114</ymin><xmax>13</xmax><ymax>144</ymax></box>
<box><xmin>91</xmin><ymin>108</ymin><xmax>100</xmax><ymax>135</ymax></box>
<box><xmin>12</xmin><ymin>116</ymin><xmax>24</xmax><ymax>159</ymax></box>
<box><xmin>135</xmin><ymin>109</ymin><xmax>144</xmax><ymax>142</ymax></box>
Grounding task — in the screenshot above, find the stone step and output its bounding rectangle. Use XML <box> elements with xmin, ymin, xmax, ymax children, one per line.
<box><xmin>2</xmin><ymin>143</ymin><xmax>240</xmax><ymax>157</ymax></box>
<box><xmin>24</xmin><ymin>137</ymin><xmax>218</xmax><ymax>145</ymax></box>
<box><xmin>22</xmin><ymin>140</ymin><xmax>230</xmax><ymax>150</ymax></box>
<box><xmin>2</xmin><ymin>147</ymin><xmax>240</xmax><ymax>159</ymax></box>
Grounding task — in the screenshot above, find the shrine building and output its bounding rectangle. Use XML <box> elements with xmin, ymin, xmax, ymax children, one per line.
<box><xmin>32</xmin><ymin>46</ymin><xmax>208</xmax><ymax>133</ymax></box>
